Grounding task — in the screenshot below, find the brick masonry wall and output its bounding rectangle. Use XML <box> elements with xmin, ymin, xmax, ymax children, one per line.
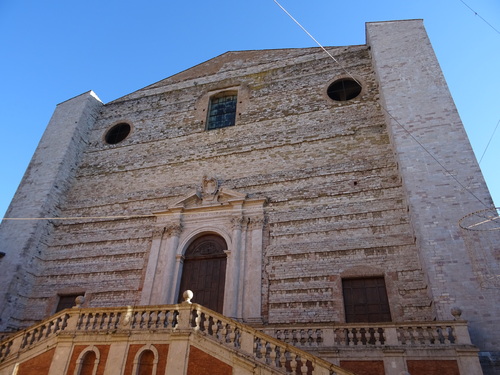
<box><xmin>16</xmin><ymin>348</ymin><xmax>55</xmax><ymax>375</ymax></box>
<box><xmin>15</xmin><ymin>44</ymin><xmax>434</xmax><ymax>326</ymax></box>
<box><xmin>187</xmin><ymin>346</ymin><xmax>232</xmax><ymax>375</ymax></box>
<box><xmin>407</xmin><ymin>360</ymin><xmax>460</xmax><ymax>375</ymax></box>
<box><xmin>339</xmin><ymin>360</ymin><xmax>385</xmax><ymax>375</ymax></box>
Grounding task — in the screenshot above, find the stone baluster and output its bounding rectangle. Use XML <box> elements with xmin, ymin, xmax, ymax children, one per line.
<box><xmin>29</xmin><ymin>329</ymin><xmax>37</xmax><ymax>345</ymax></box>
<box><xmin>201</xmin><ymin>312</ymin><xmax>209</xmax><ymax>333</ymax></box>
<box><xmin>76</xmin><ymin>313</ymin><xmax>84</xmax><ymax>330</ymax></box>
<box><xmin>279</xmin><ymin>349</ymin><xmax>287</xmax><ymax>370</ymax></box>
<box><xmin>300</xmin><ymin>329</ymin><xmax>306</xmax><ymax>345</ymax></box>
<box><xmin>166</xmin><ymin>309</ymin><xmax>175</xmax><ymax>328</ymax></box>
<box><xmin>229</xmin><ymin>324</ymin><xmax>236</xmax><ymax>345</ymax></box>
<box><xmin>416</xmin><ymin>326</ymin><xmax>425</xmax><ymax>344</ymax></box>
<box><xmin>86</xmin><ymin>313</ymin><xmax>94</xmax><ymax>330</ymax></box>
<box><xmin>348</xmin><ymin>328</ymin><xmax>355</xmax><ymax>346</ymax></box>
<box><xmin>154</xmin><ymin>309</ymin><xmax>161</xmax><ymax>328</ymax></box>
<box><xmin>108</xmin><ymin>312</ymin><xmax>117</xmax><ymax>330</ymax></box>
<box><xmin>46</xmin><ymin>320</ymin><xmax>54</xmax><ymax>336</ymax></box>
<box><xmin>100</xmin><ymin>313</ymin><xmax>108</xmax><ymax>330</ymax></box>
<box><xmin>100</xmin><ymin>313</ymin><xmax>107</xmax><ymax>330</ymax></box>
<box><xmin>37</xmin><ymin>324</ymin><xmax>46</xmax><ymax>342</ymax></box>
<box><xmin>283</xmin><ymin>329</ymin><xmax>290</xmax><ymax>343</ymax></box>
<box><xmin>424</xmin><ymin>326</ymin><xmax>434</xmax><ymax>344</ymax></box>
<box><xmin>253</xmin><ymin>337</ymin><xmax>259</xmax><ymax>359</ymax></box>
<box><xmin>19</xmin><ymin>332</ymin><xmax>28</xmax><ymax>349</ymax></box>
<box><xmin>194</xmin><ymin>306</ymin><xmax>202</xmax><ymax>331</ymax></box>
<box><xmin>300</xmin><ymin>357</ymin><xmax>308</xmax><ymax>374</ymax></box>
<box><xmin>90</xmin><ymin>313</ymin><xmax>98</xmax><ymax>330</ymax></box>
<box><xmin>275</xmin><ymin>329</ymin><xmax>281</xmax><ymax>341</ymax></box>
<box><xmin>54</xmin><ymin>316</ymin><xmax>62</xmax><ymax>332</ymax></box>
<box><xmin>208</xmin><ymin>316</ymin><xmax>216</xmax><ymax>337</ymax></box>
<box><xmin>443</xmin><ymin>326</ymin><xmax>452</xmax><ymax>344</ymax></box>
<box><xmin>157</xmin><ymin>310</ymin><xmax>165</xmax><ymax>328</ymax></box>
<box><xmin>292</xmin><ymin>329</ymin><xmax>298</xmax><ymax>345</ymax></box>
<box><xmin>312</xmin><ymin>329</ymin><xmax>319</xmax><ymax>346</ymax></box>
<box><xmin>259</xmin><ymin>339</ymin><xmax>267</xmax><ymax>361</ymax></box>
<box><xmin>0</xmin><ymin>341</ymin><xmax>13</xmax><ymax>362</ymax></box>
<box><xmin>215</xmin><ymin>320</ymin><xmax>222</xmax><ymax>341</ymax></box>
<box><xmin>269</xmin><ymin>343</ymin><xmax>277</xmax><ymax>366</ymax></box>
<box><xmin>221</xmin><ymin>323</ymin><xmax>228</xmax><ymax>343</ymax></box>
<box><xmin>374</xmin><ymin>328</ymin><xmax>381</xmax><ymax>345</ymax></box>
<box><xmin>290</xmin><ymin>353</ymin><xmax>298</xmax><ymax>373</ymax></box>
<box><xmin>399</xmin><ymin>327</ymin><xmax>409</xmax><ymax>345</ymax></box>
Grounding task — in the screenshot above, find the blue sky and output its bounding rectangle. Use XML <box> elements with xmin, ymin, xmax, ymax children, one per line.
<box><xmin>0</xmin><ymin>0</ymin><xmax>499</xmax><ymax>218</ymax></box>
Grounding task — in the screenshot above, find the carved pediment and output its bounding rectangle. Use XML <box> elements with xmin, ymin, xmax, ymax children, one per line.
<box><xmin>153</xmin><ymin>177</ymin><xmax>265</xmax><ymax>220</ymax></box>
<box><xmin>170</xmin><ymin>186</ymin><xmax>247</xmax><ymax>210</ymax></box>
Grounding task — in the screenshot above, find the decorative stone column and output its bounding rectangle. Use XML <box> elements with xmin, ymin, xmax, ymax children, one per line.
<box><xmin>155</xmin><ymin>223</ymin><xmax>183</xmax><ymax>305</ymax></box>
<box><xmin>225</xmin><ymin>216</ymin><xmax>245</xmax><ymax>319</ymax></box>
<box><xmin>243</xmin><ymin>217</ymin><xmax>265</xmax><ymax>323</ymax></box>
<box><xmin>140</xmin><ymin>226</ymin><xmax>166</xmax><ymax>305</ymax></box>
<box><xmin>141</xmin><ymin>221</ymin><xmax>183</xmax><ymax>306</ymax></box>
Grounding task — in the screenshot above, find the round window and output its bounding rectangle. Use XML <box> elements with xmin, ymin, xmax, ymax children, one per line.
<box><xmin>327</xmin><ymin>78</ymin><xmax>362</xmax><ymax>101</ymax></box>
<box><xmin>105</xmin><ymin>123</ymin><xmax>131</xmax><ymax>144</ymax></box>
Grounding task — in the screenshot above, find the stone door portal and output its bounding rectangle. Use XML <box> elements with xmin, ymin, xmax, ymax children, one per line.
<box><xmin>178</xmin><ymin>234</ymin><xmax>227</xmax><ymax>313</ymax></box>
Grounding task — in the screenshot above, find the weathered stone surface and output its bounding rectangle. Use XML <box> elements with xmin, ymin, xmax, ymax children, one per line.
<box><xmin>0</xmin><ymin>19</ymin><xmax>497</xmax><ymax>374</ymax></box>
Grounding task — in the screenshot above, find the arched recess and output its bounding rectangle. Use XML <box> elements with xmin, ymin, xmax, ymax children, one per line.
<box><xmin>131</xmin><ymin>345</ymin><xmax>159</xmax><ymax>375</ymax></box>
<box><xmin>74</xmin><ymin>346</ymin><xmax>100</xmax><ymax>375</ymax></box>
<box><xmin>177</xmin><ymin>233</ymin><xmax>227</xmax><ymax>313</ymax></box>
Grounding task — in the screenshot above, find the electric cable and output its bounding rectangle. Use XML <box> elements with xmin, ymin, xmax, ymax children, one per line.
<box><xmin>478</xmin><ymin>118</ymin><xmax>500</xmax><ymax>165</ymax></box>
<box><xmin>459</xmin><ymin>0</ymin><xmax>500</xmax><ymax>35</ymax></box>
<box><xmin>273</xmin><ymin>0</ymin><xmax>491</xmax><ymax>210</ymax></box>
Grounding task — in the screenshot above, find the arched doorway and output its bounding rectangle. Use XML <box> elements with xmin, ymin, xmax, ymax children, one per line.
<box><xmin>178</xmin><ymin>234</ymin><xmax>227</xmax><ymax>313</ymax></box>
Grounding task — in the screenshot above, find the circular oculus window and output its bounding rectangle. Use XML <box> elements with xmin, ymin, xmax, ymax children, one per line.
<box><xmin>105</xmin><ymin>123</ymin><xmax>131</xmax><ymax>144</ymax></box>
<box><xmin>327</xmin><ymin>78</ymin><xmax>362</xmax><ymax>101</ymax></box>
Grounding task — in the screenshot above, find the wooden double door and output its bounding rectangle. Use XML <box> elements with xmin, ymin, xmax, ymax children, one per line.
<box><xmin>178</xmin><ymin>234</ymin><xmax>227</xmax><ymax>313</ymax></box>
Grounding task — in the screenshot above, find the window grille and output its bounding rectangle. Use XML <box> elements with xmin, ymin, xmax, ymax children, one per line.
<box><xmin>207</xmin><ymin>94</ymin><xmax>237</xmax><ymax>130</ymax></box>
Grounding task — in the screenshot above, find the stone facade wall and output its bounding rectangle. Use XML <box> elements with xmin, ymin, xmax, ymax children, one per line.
<box><xmin>0</xmin><ymin>92</ymin><xmax>103</xmax><ymax>329</ymax></box>
<box><xmin>14</xmin><ymin>44</ymin><xmax>434</xmax><ymax>327</ymax></box>
<box><xmin>367</xmin><ymin>19</ymin><xmax>499</xmax><ymax>360</ymax></box>
<box><xmin>1</xmin><ymin>19</ymin><xmax>497</xmax><ymax>374</ymax></box>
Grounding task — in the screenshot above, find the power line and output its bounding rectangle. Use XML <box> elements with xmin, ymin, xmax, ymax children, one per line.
<box><xmin>273</xmin><ymin>0</ymin><xmax>490</xmax><ymax>209</ymax></box>
<box><xmin>272</xmin><ymin>0</ymin><xmax>360</xmax><ymax>85</ymax></box>
<box><xmin>479</xmin><ymin>118</ymin><xmax>500</xmax><ymax>165</ymax></box>
<box><xmin>459</xmin><ymin>0</ymin><xmax>500</xmax><ymax>36</ymax></box>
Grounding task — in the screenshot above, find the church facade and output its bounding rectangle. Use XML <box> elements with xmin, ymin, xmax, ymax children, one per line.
<box><xmin>0</xmin><ymin>20</ymin><xmax>498</xmax><ymax>375</ymax></box>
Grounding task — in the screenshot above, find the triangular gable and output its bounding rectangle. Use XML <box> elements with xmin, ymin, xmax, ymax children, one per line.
<box><xmin>108</xmin><ymin>47</ymin><xmax>332</xmax><ymax>104</ymax></box>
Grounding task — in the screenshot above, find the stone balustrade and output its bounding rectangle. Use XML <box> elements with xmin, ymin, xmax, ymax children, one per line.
<box><xmin>0</xmin><ymin>303</ymin><xmax>475</xmax><ymax>375</ymax></box>
<box><xmin>0</xmin><ymin>303</ymin><xmax>354</xmax><ymax>374</ymax></box>
<box><xmin>265</xmin><ymin>321</ymin><xmax>471</xmax><ymax>348</ymax></box>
